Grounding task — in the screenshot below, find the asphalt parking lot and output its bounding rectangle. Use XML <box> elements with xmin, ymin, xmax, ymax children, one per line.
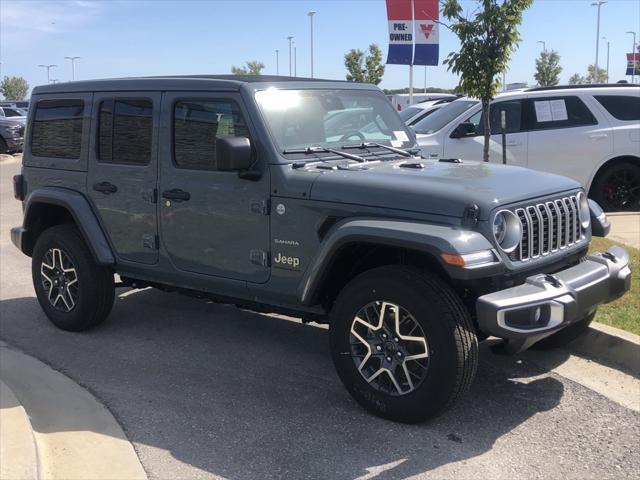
<box><xmin>1</xmin><ymin>157</ymin><xmax>639</xmax><ymax>480</ymax></box>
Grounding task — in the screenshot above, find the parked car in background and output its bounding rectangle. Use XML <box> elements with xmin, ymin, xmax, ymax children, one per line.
<box><xmin>0</xmin><ymin>116</ymin><xmax>25</xmax><ymax>153</ymax></box>
<box><xmin>414</xmin><ymin>85</ymin><xmax>640</xmax><ymax>211</ymax></box>
<box><xmin>1</xmin><ymin>100</ymin><xmax>30</xmax><ymax>109</ymax></box>
<box><xmin>0</xmin><ymin>105</ymin><xmax>28</xmax><ymax>118</ymax></box>
<box><xmin>399</xmin><ymin>97</ymin><xmax>459</xmax><ymax>126</ymax></box>
<box><xmin>388</xmin><ymin>92</ymin><xmax>456</xmax><ymax>112</ymax></box>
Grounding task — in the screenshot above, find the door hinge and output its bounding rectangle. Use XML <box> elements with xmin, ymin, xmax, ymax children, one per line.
<box><xmin>143</xmin><ymin>234</ymin><xmax>159</xmax><ymax>250</ymax></box>
<box><xmin>250</xmin><ymin>199</ymin><xmax>270</xmax><ymax>216</ymax></box>
<box><xmin>250</xmin><ymin>249</ymin><xmax>269</xmax><ymax>268</ymax></box>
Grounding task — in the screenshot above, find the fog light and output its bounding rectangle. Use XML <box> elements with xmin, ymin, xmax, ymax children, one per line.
<box><xmin>503</xmin><ymin>304</ymin><xmax>551</xmax><ymax>330</ymax></box>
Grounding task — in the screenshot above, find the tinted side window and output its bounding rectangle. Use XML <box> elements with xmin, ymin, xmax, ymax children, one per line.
<box><xmin>98</xmin><ymin>98</ymin><xmax>152</xmax><ymax>164</ymax></box>
<box><xmin>174</xmin><ymin>100</ymin><xmax>250</xmax><ymax>170</ymax></box>
<box><xmin>464</xmin><ymin>100</ymin><xmax>523</xmax><ymax>135</ymax></box>
<box><xmin>594</xmin><ymin>95</ymin><xmax>640</xmax><ymax>121</ymax></box>
<box><xmin>528</xmin><ymin>96</ymin><xmax>597</xmax><ymax>130</ymax></box>
<box><xmin>31</xmin><ymin>99</ymin><xmax>84</xmax><ymax>159</ymax></box>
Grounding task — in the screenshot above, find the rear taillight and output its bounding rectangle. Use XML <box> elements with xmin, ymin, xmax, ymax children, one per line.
<box><xmin>13</xmin><ymin>174</ymin><xmax>25</xmax><ymax>201</ymax></box>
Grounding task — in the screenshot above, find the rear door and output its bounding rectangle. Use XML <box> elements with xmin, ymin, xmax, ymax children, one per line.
<box><xmin>524</xmin><ymin>95</ymin><xmax>612</xmax><ymax>186</ymax></box>
<box><xmin>87</xmin><ymin>92</ymin><xmax>160</xmax><ymax>265</ymax></box>
<box><xmin>443</xmin><ymin>99</ymin><xmax>528</xmax><ymax>166</ymax></box>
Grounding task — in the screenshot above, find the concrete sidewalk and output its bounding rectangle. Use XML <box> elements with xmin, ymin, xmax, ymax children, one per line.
<box><xmin>608</xmin><ymin>212</ymin><xmax>640</xmax><ymax>249</ymax></box>
<box><xmin>0</xmin><ymin>341</ymin><xmax>147</xmax><ymax>480</ymax></box>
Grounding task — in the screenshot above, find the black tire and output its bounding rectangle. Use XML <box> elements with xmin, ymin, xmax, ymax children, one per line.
<box><xmin>532</xmin><ymin>312</ymin><xmax>596</xmax><ymax>350</ymax></box>
<box><xmin>32</xmin><ymin>224</ymin><xmax>115</xmax><ymax>331</ymax></box>
<box><xmin>0</xmin><ymin>137</ymin><xmax>8</xmax><ymax>154</ymax></box>
<box><xmin>590</xmin><ymin>162</ymin><xmax>640</xmax><ymax>212</ymax></box>
<box><xmin>329</xmin><ymin>266</ymin><xmax>478</xmax><ymax>423</ymax></box>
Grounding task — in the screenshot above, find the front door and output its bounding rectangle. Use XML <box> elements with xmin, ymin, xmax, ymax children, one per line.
<box><xmin>88</xmin><ymin>92</ymin><xmax>160</xmax><ymax>264</ymax></box>
<box><xmin>443</xmin><ymin>99</ymin><xmax>528</xmax><ymax>167</ymax></box>
<box><xmin>159</xmin><ymin>92</ymin><xmax>270</xmax><ymax>283</ymax></box>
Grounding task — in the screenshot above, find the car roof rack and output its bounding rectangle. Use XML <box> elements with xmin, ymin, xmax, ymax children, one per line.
<box><xmin>525</xmin><ymin>84</ymin><xmax>638</xmax><ymax>92</ymax></box>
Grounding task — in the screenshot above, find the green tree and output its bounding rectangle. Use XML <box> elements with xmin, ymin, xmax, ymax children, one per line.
<box><xmin>534</xmin><ymin>49</ymin><xmax>562</xmax><ymax>86</ymax></box>
<box><xmin>568</xmin><ymin>73</ymin><xmax>586</xmax><ymax>85</ymax></box>
<box><xmin>442</xmin><ymin>0</ymin><xmax>533</xmax><ymax>162</ymax></box>
<box><xmin>586</xmin><ymin>64</ymin><xmax>608</xmax><ymax>83</ymax></box>
<box><xmin>231</xmin><ymin>61</ymin><xmax>265</xmax><ymax>76</ymax></box>
<box><xmin>344</xmin><ymin>44</ymin><xmax>385</xmax><ymax>85</ymax></box>
<box><xmin>0</xmin><ymin>76</ymin><xmax>29</xmax><ymax>100</ymax></box>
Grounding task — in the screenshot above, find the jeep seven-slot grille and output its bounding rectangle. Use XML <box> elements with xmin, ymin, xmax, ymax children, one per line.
<box><xmin>508</xmin><ymin>195</ymin><xmax>582</xmax><ymax>262</ymax></box>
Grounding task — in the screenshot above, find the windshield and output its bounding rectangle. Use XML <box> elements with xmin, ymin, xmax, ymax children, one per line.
<box><xmin>412</xmin><ymin>100</ymin><xmax>478</xmax><ymax>135</ymax></box>
<box><xmin>398</xmin><ymin>106</ymin><xmax>422</xmax><ymax>122</ymax></box>
<box><xmin>255</xmin><ymin>88</ymin><xmax>413</xmax><ymax>151</ymax></box>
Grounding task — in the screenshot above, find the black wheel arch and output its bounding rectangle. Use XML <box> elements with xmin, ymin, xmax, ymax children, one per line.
<box><xmin>589</xmin><ymin>155</ymin><xmax>640</xmax><ymax>196</ymax></box>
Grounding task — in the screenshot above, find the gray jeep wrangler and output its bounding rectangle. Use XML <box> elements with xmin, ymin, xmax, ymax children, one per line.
<box><xmin>11</xmin><ymin>76</ymin><xmax>631</xmax><ymax>423</ymax></box>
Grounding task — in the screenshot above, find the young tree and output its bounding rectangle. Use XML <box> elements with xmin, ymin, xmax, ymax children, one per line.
<box><xmin>231</xmin><ymin>61</ymin><xmax>265</xmax><ymax>76</ymax></box>
<box><xmin>534</xmin><ymin>49</ymin><xmax>562</xmax><ymax>86</ymax></box>
<box><xmin>568</xmin><ymin>73</ymin><xmax>586</xmax><ymax>85</ymax></box>
<box><xmin>1</xmin><ymin>76</ymin><xmax>29</xmax><ymax>100</ymax></box>
<box><xmin>442</xmin><ymin>0</ymin><xmax>533</xmax><ymax>162</ymax></box>
<box><xmin>344</xmin><ymin>44</ymin><xmax>385</xmax><ymax>85</ymax></box>
<box><xmin>586</xmin><ymin>64</ymin><xmax>608</xmax><ymax>83</ymax></box>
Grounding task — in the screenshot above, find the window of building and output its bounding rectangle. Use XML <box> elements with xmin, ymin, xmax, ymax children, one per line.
<box><xmin>174</xmin><ymin>100</ymin><xmax>250</xmax><ymax>170</ymax></box>
<box><xmin>594</xmin><ymin>95</ymin><xmax>640</xmax><ymax>121</ymax></box>
<box><xmin>31</xmin><ymin>99</ymin><xmax>84</xmax><ymax>159</ymax></box>
<box><xmin>98</xmin><ymin>98</ymin><xmax>153</xmax><ymax>164</ymax></box>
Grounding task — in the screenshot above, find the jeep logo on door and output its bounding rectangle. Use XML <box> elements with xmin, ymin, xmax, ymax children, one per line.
<box><xmin>273</xmin><ymin>253</ymin><xmax>300</xmax><ymax>270</ymax></box>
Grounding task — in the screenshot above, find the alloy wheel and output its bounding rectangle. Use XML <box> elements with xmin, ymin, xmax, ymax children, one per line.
<box><xmin>604</xmin><ymin>168</ymin><xmax>640</xmax><ymax>211</ymax></box>
<box><xmin>41</xmin><ymin>248</ymin><xmax>79</xmax><ymax>312</ymax></box>
<box><xmin>349</xmin><ymin>301</ymin><xmax>429</xmax><ymax>396</ymax></box>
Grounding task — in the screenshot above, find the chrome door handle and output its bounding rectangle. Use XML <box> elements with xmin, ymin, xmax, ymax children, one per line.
<box><xmin>589</xmin><ymin>134</ymin><xmax>608</xmax><ymax>140</ymax></box>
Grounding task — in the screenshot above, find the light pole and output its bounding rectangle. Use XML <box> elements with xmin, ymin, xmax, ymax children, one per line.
<box><xmin>602</xmin><ymin>36</ymin><xmax>610</xmax><ymax>82</ymax></box>
<box><xmin>287</xmin><ymin>35</ymin><xmax>294</xmax><ymax>76</ymax></box>
<box><xmin>537</xmin><ymin>40</ymin><xmax>546</xmax><ymax>51</ymax></box>
<box><xmin>37</xmin><ymin>64</ymin><xmax>57</xmax><ymax>84</ymax></box>
<box><xmin>591</xmin><ymin>1</ymin><xmax>606</xmax><ymax>83</ymax></box>
<box><xmin>275</xmin><ymin>49</ymin><xmax>279</xmax><ymax>75</ymax></box>
<box><xmin>293</xmin><ymin>41</ymin><xmax>297</xmax><ymax>77</ymax></box>
<box><xmin>64</xmin><ymin>56</ymin><xmax>80</xmax><ymax>81</ymax></box>
<box><xmin>627</xmin><ymin>31</ymin><xmax>637</xmax><ymax>84</ymax></box>
<box><xmin>308</xmin><ymin>10</ymin><xmax>316</xmax><ymax>78</ymax></box>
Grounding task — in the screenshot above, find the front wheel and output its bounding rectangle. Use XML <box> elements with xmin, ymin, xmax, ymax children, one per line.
<box><xmin>32</xmin><ymin>224</ymin><xmax>115</xmax><ymax>331</ymax></box>
<box><xmin>329</xmin><ymin>266</ymin><xmax>478</xmax><ymax>423</ymax></box>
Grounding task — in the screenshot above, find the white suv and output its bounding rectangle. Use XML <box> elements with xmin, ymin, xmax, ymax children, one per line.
<box><xmin>413</xmin><ymin>85</ymin><xmax>640</xmax><ymax>211</ymax></box>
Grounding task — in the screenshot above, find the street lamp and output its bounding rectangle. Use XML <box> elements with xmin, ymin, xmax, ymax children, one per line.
<box><xmin>275</xmin><ymin>49</ymin><xmax>279</xmax><ymax>75</ymax></box>
<box><xmin>308</xmin><ymin>10</ymin><xmax>316</xmax><ymax>78</ymax></box>
<box><xmin>64</xmin><ymin>56</ymin><xmax>81</xmax><ymax>81</ymax></box>
<box><xmin>293</xmin><ymin>40</ymin><xmax>297</xmax><ymax>77</ymax></box>
<box><xmin>37</xmin><ymin>64</ymin><xmax>57</xmax><ymax>84</ymax></box>
<box><xmin>537</xmin><ymin>40</ymin><xmax>546</xmax><ymax>51</ymax></box>
<box><xmin>287</xmin><ymin>35</ymin><xmax>294</xmax><ymax>76</ymax></box>
<box><xmin>591</xmin><ymin>1</ymin><xmax>606</xmax><ymax>83</ymax></box>
<box><xmin>627</xmin><ymin>31</ymin><xmax>637</xmax><ymax>84</ymax></box>
<box><xmin>602</xmin><ymin>36</ymin><xmax>610</xmax><ymax>82</ymax></box>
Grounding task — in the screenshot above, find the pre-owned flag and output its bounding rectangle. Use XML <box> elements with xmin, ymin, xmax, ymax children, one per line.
<box><xmin>386</xmin><ymin>0</ymin><xmax>413</xmax><ymax>65</ymax></box>
<box><xmin>413</xmin><ymin>0</ymin><xmax>439</xmax><ymax>65</ymax></box>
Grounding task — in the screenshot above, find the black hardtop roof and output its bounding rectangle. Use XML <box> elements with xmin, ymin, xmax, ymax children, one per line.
<box><xmin>31</xmin><ymin>75</ymin><xmax>375</xmax><ymax>95</ymax></box>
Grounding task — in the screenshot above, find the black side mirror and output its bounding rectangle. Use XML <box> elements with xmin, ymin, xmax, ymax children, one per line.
<box><xmin>450</xmin><ymin>122</ymin><xmax>477</xmax><ymax>139</ymax></box>
<box><xmin>215</xmin><ymin>137</ymin><xmax>253</xmax><ymax>171</ymax></box>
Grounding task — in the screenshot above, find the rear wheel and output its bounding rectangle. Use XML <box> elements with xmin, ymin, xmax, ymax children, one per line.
<box><xmin>32</xmin><ymin>224</ymin><xmax>115</xmax><ymax>331</ymax></box>
<box><xmin>591</xmin><ymin>162</ymin><xmax>640</xmax><ymax>212</ymax></box>
<box><xmin>329</xmin><ymin>266</ymin><xmax>478</xmax><ymax>423</ymax></box>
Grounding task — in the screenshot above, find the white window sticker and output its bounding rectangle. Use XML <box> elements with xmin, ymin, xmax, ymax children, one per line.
<box><xmin>390</xmin><ymin>140</ymin><xmax>403</xmax><ymax>147</ymax></box>
<box><xmin>534</xmin><ymin>101</ymin><xmax>553</xmax><ymax>122</ymax></box>
<box><xmin>393</xmin><ymin>130</ymin><xmax>409</xmax><ymax>142</ymax></box>
<box><xmin>550</xmin><ymin>99</ymin><xmax>568</xmax><ymax>121</ymax></box>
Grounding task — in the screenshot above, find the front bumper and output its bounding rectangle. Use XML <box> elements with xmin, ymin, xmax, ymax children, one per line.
<box><xmin>3</xmin><ymin>135</ymin><xmax>24</xmax><ymax>151</ymax></box>
<box><xmin>476</xmin><ymin>246</ymin><xmax>631</xmax><ymax>344</ymax></box>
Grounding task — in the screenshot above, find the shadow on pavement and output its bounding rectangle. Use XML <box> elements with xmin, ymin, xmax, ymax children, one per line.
<box><xmin>0</xmin><ymin>288</ymin><xmax>567</xmax><ymax>479</ymax></box>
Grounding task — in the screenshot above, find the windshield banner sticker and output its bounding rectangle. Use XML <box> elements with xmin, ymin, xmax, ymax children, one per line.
<box><xmin>393</xmin><ymin>130</ymin><xmax>409</xmax><ymax>142</ymax></box>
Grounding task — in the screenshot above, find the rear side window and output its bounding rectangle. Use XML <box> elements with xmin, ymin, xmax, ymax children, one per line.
<box><xmin>527</xmin><ymin>96</ymin><xmax>597</xmax><ymax>130</ymax></box>
<box><xmin>31</xmin><ymin>99</ymin><xmax>84</xmax><ymax>159</ymax></box>
<box><xmin>594</xmin><ymin>95</ymin><xmax>640</xmax><ymax>121</ymax></box>
<box><xmin>98</xmin><ymin>98</ymin><xmax>153</xmax><ymax>164</ymax></box>
<box><xmin>467</xmin><ymin>100</ymin><xmax>524</xmax><ymax>135</ymax></box>
<box><xmin>173</xmin><ymin>99</ymin><xmax>250</xmax><ymax>170</ymax></box>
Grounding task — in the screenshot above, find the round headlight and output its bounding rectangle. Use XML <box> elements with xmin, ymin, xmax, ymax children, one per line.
<box><xmin>577</xmin><ymin>192</ymin><xmax>590</xmax><ymax>229</ymax></box>
<box><xmin>493</xmin><ymin>210</ymin><xmax>522</xmax><ymax>253</ymax></box>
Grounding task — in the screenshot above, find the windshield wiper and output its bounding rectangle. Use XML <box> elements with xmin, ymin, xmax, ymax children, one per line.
<box><xmin>341</xmin><ymin>142</ymin><xmax>416</xmax><ymax>158</ymax></box>
<box><xmin>282</xmin><ymin>146</ymin><xmax>367</xmax><ymax>163</ymax></box>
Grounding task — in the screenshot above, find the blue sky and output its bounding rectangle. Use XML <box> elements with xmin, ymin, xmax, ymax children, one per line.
<box><xmin>1</xmin><ymin>0</ymin><xmax>638</xmax><ymax>95</ymax></box>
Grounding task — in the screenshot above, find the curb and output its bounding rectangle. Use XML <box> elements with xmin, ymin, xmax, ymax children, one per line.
<box><xmin>0</xmin><ymin>342</ymin><xmax>147</xmax><ymax>480</ymax></box>
<box><xmin>569</xmin><ymin>322</ymin><xmax>640</xmax><ymax>378</ymax></box>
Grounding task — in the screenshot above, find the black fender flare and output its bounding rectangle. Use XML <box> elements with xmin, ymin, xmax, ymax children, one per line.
<box><xmin>20</xmin><ymin>187</ymin><xmax>115</xmax><ymax>265</ymax></box>
<box><xmin>297</xmin><ymin>218</ymin><xmax>499</xmax><ymax>306</ymax></box>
